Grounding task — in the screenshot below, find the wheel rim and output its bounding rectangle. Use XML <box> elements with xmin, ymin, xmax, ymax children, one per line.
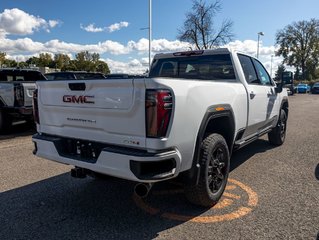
<box><xmin>207</xmin><ymin>146</ymin><xmax>227</xmax><ymax>193</ymax></box>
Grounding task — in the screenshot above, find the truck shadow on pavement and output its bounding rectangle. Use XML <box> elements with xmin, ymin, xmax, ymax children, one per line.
<box><xmin>230</xmin><ymin>139</ymin><xmax>273</xmax><ymax>171</ymax></box>
<box><xmin>0</xmin><ymin>174</ymin><xmax>192</xmax><ymax>240</ymax></box>
<box><xmin>0</xmin><ymin>139</ymin><xmax>274</xmax><ymax>240</ymax></box>
<box><xmin>0</xmin><ymin>122</ymin><xmax>35</xmax><ymax>140</ymax></box>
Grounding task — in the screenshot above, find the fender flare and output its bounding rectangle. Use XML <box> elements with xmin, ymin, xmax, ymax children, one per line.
<box><xmin>280</xmin><ymin>97</ymin><xmax>289</xmax><ymax>118</ymax></box>
<box><xmin>183</xmin><ymin>104</ymin><xmax>236</xmax><ymax>185</ymax></box>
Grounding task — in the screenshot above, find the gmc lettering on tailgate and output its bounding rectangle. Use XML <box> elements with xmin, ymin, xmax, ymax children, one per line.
<box><xmin>63</xmin><ymin>95</ymin><xmax>95</xmax><ymax>104</ymax></box>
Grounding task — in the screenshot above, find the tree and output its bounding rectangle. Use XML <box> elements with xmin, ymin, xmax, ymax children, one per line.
<box><xmin>74</xmin><ymin>51</ymin><xmax>110</xmax><ymax>73</ymax></box>
<box><xmin>95</xmin><ymin>60</ymin><xmax>110</xmax><ymax>74</ymax></box>
<box><xmin>275</xmin><ymin>19</ymin><xmax>319</xmax><ymax>80</ymax></box>
<box><xmin>26</xmin><ymin>56</ymin><xmax>40</xmax><ymax>67</ymax></box>
<box><xmin>178</xmin><ymin>0</ymin><xmax>234</xmax><ymax>50</ymax></box>
<box><xmin>274</xmin><ymin>64</ymin><xmax>286</xmax><ymax>81</ymax></box>
<box><xmin>4</xmin><ymin>59</ymin><xmax>18</xmax><ymax>68</ymax></box>
<box><xmin>38</xmin><ymin>53</ymin><xmax>53</xmax><ymax>67</ymax></box>
<box><xmin>54</xmin><ymin>54</ymin><xmax>71</xmax><ymax>70</ymax></box>
<box><xmin>0</xmin><ymin>52</ymin><xmax>6</xmax><ymax>67</ymax></box>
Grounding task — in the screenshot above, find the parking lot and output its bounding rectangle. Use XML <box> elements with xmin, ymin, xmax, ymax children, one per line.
<box><xmin>0</xmin><ymin>94</ymin><xmax>318</xmax><ymax>240</ymax></box>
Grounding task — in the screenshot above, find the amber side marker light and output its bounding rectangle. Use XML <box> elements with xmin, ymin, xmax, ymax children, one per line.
<box><xmin>215</xmin><ymin>107</ymin><xmax>225</xmax><ymax>112</ymax></box>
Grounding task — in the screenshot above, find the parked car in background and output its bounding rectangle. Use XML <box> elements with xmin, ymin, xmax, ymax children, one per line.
<box><xmin>0</xmin><ymin>68</ymin><xmax>46</xmax><ymax>132</ymax></box>
<box><xmin>282</xmin><ymin>71</ymin><xmax>294</xmax><ymax>95</ymax></box>
<box><xmin>45</xmin><ymin>71</ymin><xmax>106</xmax><ymax>80</ymax></box>
<box><xmin>311</xmin><ymin>82</ymin><xmax>319</xmax><ymax>94</ymax></box>
<box><xmin>296</xmin><ymin>83</ymin><xmax>310</xmax><ymax>93</ymax></box>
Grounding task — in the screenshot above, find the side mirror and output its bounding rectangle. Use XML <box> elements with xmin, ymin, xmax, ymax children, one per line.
<box><xmin>275</xmin><ymin>81</ymin><xmax>283</xmax><ymax>94</ymax></box>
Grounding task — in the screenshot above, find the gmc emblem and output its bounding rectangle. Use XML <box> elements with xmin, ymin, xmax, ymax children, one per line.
<box><xmin>63</xmin><ymin>95</ymin><xmax>95</xmax><ymax>104</ymax></box>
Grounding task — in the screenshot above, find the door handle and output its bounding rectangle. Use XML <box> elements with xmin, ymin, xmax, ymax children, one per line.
<box><xmin>250</xmin><ymin>91</ymin><xmax>256</xmax><ymax>99</ymax></box>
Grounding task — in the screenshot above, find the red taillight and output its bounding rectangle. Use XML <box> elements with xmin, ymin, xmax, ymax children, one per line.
<box><xmin>146</xmin><ymin>89</ymin><xmax>173</xmax><ymax>138</ymax></box>
<box><xmin>32</xmin><ymin>89</ymin><xmax>39</xmax><ymax>124</ymax></box>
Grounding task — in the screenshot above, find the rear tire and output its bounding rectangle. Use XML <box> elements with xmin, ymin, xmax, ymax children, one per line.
<box><xmin>268</xmin><ymin>109</ymin><xmax>287</xmax><ymax>146</ymax></box>
<box><xmin>0</xmin><ymin>111</ymin><xmax>12</xmax><ymax>133</ymax></box>
<box><xmin>184</xmin><ymin>133</ymin><xmax>230</xmax><ymax>207</ymax></box>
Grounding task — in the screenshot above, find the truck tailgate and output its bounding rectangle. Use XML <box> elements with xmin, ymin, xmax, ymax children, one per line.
<box><xmin>37</xmin><ymin>79</ymin><xmax>147</xmax><ymax>148</ymax></box>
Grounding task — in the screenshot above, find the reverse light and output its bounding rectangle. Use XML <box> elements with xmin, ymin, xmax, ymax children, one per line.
<box><xmin>146</xmin><ymin>89</ymin><xmax>173</xmax><ymax>138</ymax></box>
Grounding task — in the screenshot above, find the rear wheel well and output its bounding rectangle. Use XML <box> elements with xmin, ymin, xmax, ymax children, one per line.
<box><xmin>204</xmin><ymin>115</ymin><xmax>235</xmax><ymax>152</ymax></box>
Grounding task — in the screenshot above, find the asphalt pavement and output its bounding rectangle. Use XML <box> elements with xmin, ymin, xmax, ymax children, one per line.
<box><xmin>0</xmin><ymin>94</ymin><xmax>318</xmax><ymax>240</ymax></box>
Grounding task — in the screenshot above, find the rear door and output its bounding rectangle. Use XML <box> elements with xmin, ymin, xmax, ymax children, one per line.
<box><xmin>37</xmin><ymin>79</ymin><xmax>147</xmax><ymax>148</ymax></box>
<box><xmin>238</xmin><ymin>54</ymin><xmax>278</xmax><ymax>138</ymax></box>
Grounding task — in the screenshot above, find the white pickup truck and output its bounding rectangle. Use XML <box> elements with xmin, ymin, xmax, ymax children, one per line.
<box><xmin>32</xmin><ymin>48</ymin><xmax>289</xmax><ymax>207</ymax></box>
<box><xmin>0</xmin><ymin>69</ymin><xmax>46</xmax><ymax>132</ymax></box>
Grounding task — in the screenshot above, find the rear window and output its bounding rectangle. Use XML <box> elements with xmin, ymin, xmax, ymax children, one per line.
<box><xmin>0</xmin><ymin>70</ymin><xmax>46</xmax><ymax>81</ymax></box>
<box><xmin>149</xmin><ymin>54</ymin><xmax>236</xmax><ymax>81</ymax></box>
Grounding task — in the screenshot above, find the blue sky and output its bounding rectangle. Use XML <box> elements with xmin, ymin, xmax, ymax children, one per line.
<box><xmin>0</xmin><ymin>0</ymin><xmax>319</xmax><ymax>74</ymax></box>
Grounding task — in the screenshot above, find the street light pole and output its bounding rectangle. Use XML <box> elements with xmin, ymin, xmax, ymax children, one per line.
<box><xmin>148</xmin><ymin>0</ymin><xmax>152</xmax><ymax>71</ymax></box>
<box><xmin>257</xmin><ymin>32</ymin><xmax>264</xmax><ymax>59</ymax></box>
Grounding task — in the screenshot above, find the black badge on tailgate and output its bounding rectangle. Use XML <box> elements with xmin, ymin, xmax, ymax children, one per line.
<box><xmin>69</xmin><ymin>82</ymin><xmax>86</xmax><ymax>91</ymax></box>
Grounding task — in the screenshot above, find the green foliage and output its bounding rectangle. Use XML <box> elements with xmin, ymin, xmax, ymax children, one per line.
<box><xmin>274</xmin><ymin>64</ymin><xmax>286</xmax><ymax>81</ymax></box>
<box><xmin>178</xmin><ymin>0</ymin><xmax>234</xmax><ymax>49</ymax></box>
<box><xmin>275</xmin><ymin>19</ymin><xmax>319</xmax><ymax>80</ymax></box>
<box><xmin>38</xmin><ymin>53</ymin><xmax>54</xmax><ymax>67</ymax></box>
<box><xmin>54</xmin><ymin>54</ymin><xmax>71</xmax><ymax>71</ymax></box>
<box><xmin>0</xmin><ymin>52</ymin><xmax>6</xmax><ymax>66</ymax></box>
<box><xmin>3</xmin><ymin>59</ymin><xmax>18</xmax><ymax>68</ymax></box>
<box><xmin>0</xmin><ymin>51</ymin><xmax>110</xmax><ymax>74</ymax></box>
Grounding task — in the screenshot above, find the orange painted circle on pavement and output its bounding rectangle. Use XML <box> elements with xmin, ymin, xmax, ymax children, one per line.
<box><xmin>133</xmin><ymin>178</ymin><xmax>258</xmax><ymax>223</ymax></box>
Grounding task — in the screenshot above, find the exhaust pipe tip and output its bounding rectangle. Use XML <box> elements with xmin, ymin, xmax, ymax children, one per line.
<box><xmin>134</xmin><ymin>183</ymin><xmax>153</xmax><ymax>198</ymax></box>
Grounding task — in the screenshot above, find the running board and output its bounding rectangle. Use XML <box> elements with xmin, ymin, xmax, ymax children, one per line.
<box><xmin>233</xmin><ymin>127</ymin><xmax>273</xmax><ymax>151</ymax></box>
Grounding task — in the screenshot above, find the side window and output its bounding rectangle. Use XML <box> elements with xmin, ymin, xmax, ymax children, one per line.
<box><xmin>238</xmin><ymin>54</ymin><xmax>259</xmax><ymax>84</ymax></box>
<box><xmin>159</xmin><ymin>61</ymin><xmax>177</xmax><ymax>77</ymax></box>
<box><xmin>252</xmin><ymin>59</ymin><xmax>272</xmax><ymax>86</ymax></box>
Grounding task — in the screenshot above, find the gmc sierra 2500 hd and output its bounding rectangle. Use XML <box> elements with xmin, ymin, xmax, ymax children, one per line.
<box><xmin>32</xmin><ymin>48</ymin><xmax>289</xmax><ymax>207</ymax></box>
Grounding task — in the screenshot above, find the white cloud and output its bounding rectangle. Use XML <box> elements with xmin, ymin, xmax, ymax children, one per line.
<box><xmin>1</xmin><ymin>34</ymin><xmax>286</xmax><ymax>76</ymax></box>
<box><xmin>81</xmin><ymin>21</ymin><xmax>130</xmax><ymax>33</ymax></box>
<box><xmin>80</xmin><ymin>23</ymin><xmax>104</xmax><ymax>33</ymax></box>
<box><xmin>0</xmin><ymin>8</ymin><xmax>59</xmax><ymax>35</ymax></box>
<box><xmin>0</xmin><ymin>35</ymin><xmax>192</xmax><ymax>56</ymax></box>
<box><xmin>107</xmin><ymin>21</ymin><xmax>129</xmax><ymax>33</ymax></box>
<box><xmin>48</xmin><ymin>20</ymin><xmax>59</xmax><ymax>28</ymax></box>
<box><xmin>128</xmin><ymin>38</ymin><xmax>192</xmax><ymax>53</ymax></box>
<box><xmin>104</xmin><ymin>58</ymin><xmax>148</xmax><ymax>74</ymax></box>
<box><xmin>224</xmin><ymin>40</ymin><xmax>281</xmax><ymax>77</ymax></box>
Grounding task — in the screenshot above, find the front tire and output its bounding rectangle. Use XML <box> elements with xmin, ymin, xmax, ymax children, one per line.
<box><xmin>268</xmin><ymin>109</ymin><xmax>287</xmax><ymax>146</ymax></box>
<box><xmin>184</xmin><ymin>133</ymin><xmax>230</xmax><ymax>207</ymax></box>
